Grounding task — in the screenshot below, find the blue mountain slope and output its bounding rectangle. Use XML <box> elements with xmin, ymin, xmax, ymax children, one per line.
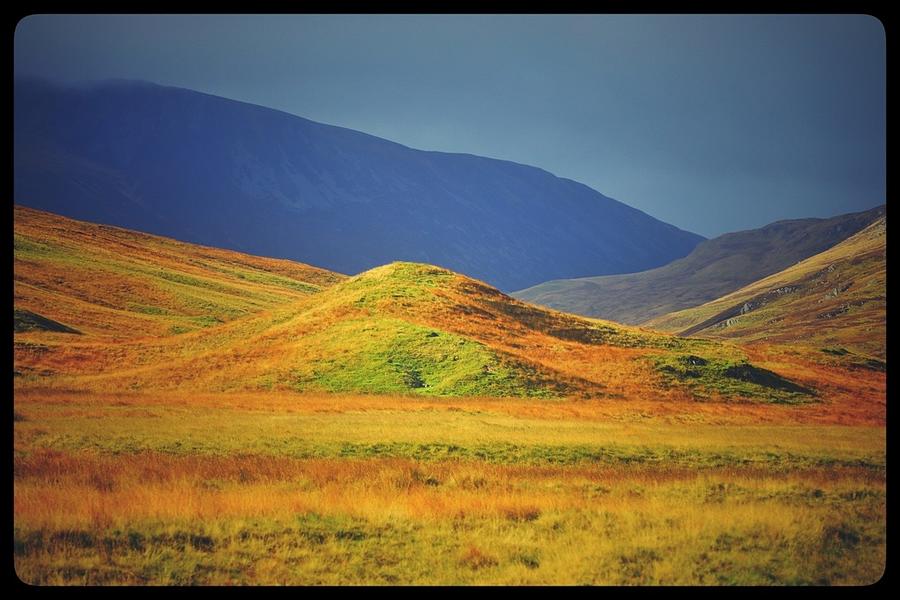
<box><xmin>14</xmin><ymin>77</ymin><xmax>704</xmax><ymax>291</ymax></box>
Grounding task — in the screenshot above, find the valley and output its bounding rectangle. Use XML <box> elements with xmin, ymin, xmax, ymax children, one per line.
<box><xmin>647</xmin><ymin>216</ymin><xmax>886</xmax><ymax>360</ymax></box>
<box><xmin>12</xmin><ymin>206</ymin><xmax>886</xmax><ymax>585</ymax></box>
<box><xmin>12</xmin><ymin>14</ymin><xmax>887</xmax><ymax>588</ymax></box>
<box><xmin>514</xmin><ymin>205</ymin><xmax>884</xmax><ymax>326</ymax></box>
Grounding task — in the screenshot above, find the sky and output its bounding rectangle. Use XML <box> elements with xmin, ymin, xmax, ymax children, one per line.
<box><xmin>14</xmin><ymin>14</ymin><xmax>886</xmax><ymax>238</ymax></box>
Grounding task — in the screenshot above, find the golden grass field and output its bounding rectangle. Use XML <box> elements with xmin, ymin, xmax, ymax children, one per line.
<box><xmin>13</xmin><ymin>391</ymin><xmax>885</xmax><ymax>585</ymax></box>
<box><xmin>13</xmin><ymin>206</ymin><xmax>886</xmax><ymax>585</ymax></box>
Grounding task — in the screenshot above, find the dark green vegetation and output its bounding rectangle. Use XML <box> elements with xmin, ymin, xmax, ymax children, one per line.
<box><xmin>14</xmin><ymin>309</ymin><xmax>80</xmax><ymax>334</ymax></box>
<box><xmin>513</xmin><ymin>205</ymin><xmax>884</xmax><ymax>325</ymax></box>
<box><xmin>820</xmin><ymin>348</ymin><xmax>885</xmax><ymax>373</ymax></box>
<box><xmin>652</xmin><ymin>354</ymin><xmax>815</xmax><ymax>404</ymax></box>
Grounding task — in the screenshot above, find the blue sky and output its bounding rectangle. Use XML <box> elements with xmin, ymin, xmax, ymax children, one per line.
<box><xmin>14</xmin><ymin>14</ymin><xmax>885</xmax><ymax>237</ymax></box>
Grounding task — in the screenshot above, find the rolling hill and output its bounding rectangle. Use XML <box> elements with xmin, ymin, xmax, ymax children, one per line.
<box><xmin>513</xmin><ymin>205</ymin><xmax>885</xmax><ymax>324</ymax></box>
<box><xmin>13</xmin><ymin>77</ymin><xmax>704</xmax><ymax>292</ymax></box>
<box><xmin>14</xmin><ymin>206</ymin><xmax>845</xmax><ymax>405</ymax></box>
<box><xmin>645</xmin><ymin>216</ymin><xmax>886</xmax><ymax>363</ymax></box>
<box><xmin>13</xmin><ymin>204</ymin><xmax>345</xmax><ymax>341</ymax></box>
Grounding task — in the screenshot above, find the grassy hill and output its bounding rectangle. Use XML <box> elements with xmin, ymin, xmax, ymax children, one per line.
<box><xmin>13</xmin><ymin>205</ymin><xmax>345</xmax><ymax>340</ymax></box>
<box><xmin>512</xmin><ymin>205</ymin><xmax>884</xmax><ymax>325</ymax></box>
<box><xmin>13</xmin><ymin>205</ymin><xmax>845</xmax><ymax>404</ymax></box>
<box><xmin>645</xmin><ymin>216</ymin><xmax>886</xmax><ymax>365</ymax></box>
<box><xmin>13</xmin><ymin>206</ymin><xmax>886</xmax><ymax>585</ymax></box>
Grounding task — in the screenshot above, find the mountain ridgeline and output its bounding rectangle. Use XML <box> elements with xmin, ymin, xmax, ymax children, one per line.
<box><xmin>646</xmin><ymin>216</ymin><xmax>886</xmax><ymax>362</ymax></box>
<box><xmin>14</xmin><ymin>77</ymin><xmax>703</xmax><ymax>292</ymax></box>
<box><xmin>513</xmin><ymin>205</ymin><xmax>885</xmax><ymax>324</ymax></box>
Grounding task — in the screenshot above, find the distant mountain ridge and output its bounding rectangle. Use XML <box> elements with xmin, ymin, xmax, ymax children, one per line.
<box><xmin>645</xmin><ymin>216</ymin><xmax>886</xmax><ymax>361</ymax></box>
<box><xmin>513</xmin><ymin>205</ymin><xmax>885</xmax><ymax>324</ymax></box>
<box><xmin>13</xmin><ymin>77</ymin><xmax>704</xmax><ymax>291</ymax></box>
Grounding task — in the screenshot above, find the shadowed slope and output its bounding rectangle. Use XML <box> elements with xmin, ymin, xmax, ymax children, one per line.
<box><xmin>14</xmin><ymin>309</ymin><xmax>81</xmax><ymax>334</ymax></box>
<box><xmin>646</xmin><ymin>217</ymin><xmax>886</xmax><ymax>364</ymax></box>
<box><xmin>14</xmin><ymin>77</ymin><xmax>704</xmax><ymax>291</ymax></box>
<box><xmin>513</xmin><ymin>205</ymin><xmax>884</xmax><ymax>324</ymax></box>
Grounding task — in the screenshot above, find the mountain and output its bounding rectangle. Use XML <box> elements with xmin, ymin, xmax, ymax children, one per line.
<box><xmin>512</xmin><ymin>205</ymin><xmax>885</xmax><ymax>324</ymax></box>
<box><xmin>13</xmin><ymin>77</ymin><xmax>703</xmax><ymax>292</ymax></box>
<box><xmin>15</xmin><ymin>206</ymin><xmax>829</xmax><ymax>404</ymax></box>
<box><xmin>645</xmin><ymin>216</ymin><xmax>886</xmax><ymax>363</ymax></box>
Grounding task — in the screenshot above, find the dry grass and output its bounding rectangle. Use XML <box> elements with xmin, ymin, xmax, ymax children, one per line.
<box><xmin>11</xmin><ymin>207</ymin><xmax>887</xmax><ymax>585</ymax></box>
<box><xmin>13</xmin><ymin>385</ymin><xmax>886</xmax><ymax>427</ymax></box>
<box><xmin>13</xmin><ymin>392</ymin><xmax>886</xmax><ymax>584</ymax></box>
<box><xmin>14</xmin><ymin>448</ymin><xmax>885</xmax><ymax>585</ymax></box>
<box><xmin>14</xmin><ymin>451</ymin><xmax>883</xmax><ymax>527</ymax></box>
<box><xmin>14</xmin><ymin>204</ymin><xmax>344</xmax><ymax>340</ymax></box>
